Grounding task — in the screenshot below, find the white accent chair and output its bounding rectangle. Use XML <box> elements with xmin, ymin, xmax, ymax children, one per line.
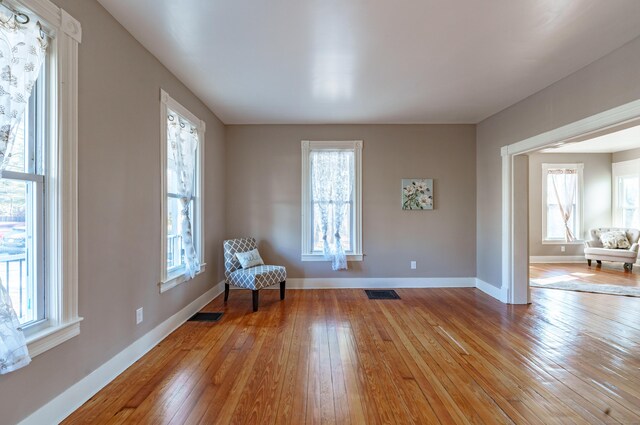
<box><xmin>584</xmin><ymin>228</ymin><xmax>640</xmax><ymax>271</ymax></box>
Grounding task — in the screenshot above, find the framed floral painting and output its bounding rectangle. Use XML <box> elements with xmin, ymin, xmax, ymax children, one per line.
<box><xmin>402</xmin><ymin>179</ymin><xmax>433</xmax><ymax>210</ymax></box>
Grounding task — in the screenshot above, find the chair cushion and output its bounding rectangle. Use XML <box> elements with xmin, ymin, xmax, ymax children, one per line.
<box><xmin>600</xmin><ymin>231</ymin><xmax>630</xmax><ymax>249</ymax></box>
<box><xmin>227</xmin><ymin>265</ymin><xmax>286</xmax><ymax>290</ymax></box>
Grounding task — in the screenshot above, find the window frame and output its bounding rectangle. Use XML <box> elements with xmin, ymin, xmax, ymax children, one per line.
<box><xmin>612</xmin><ymin>159</ymin><xmax>640</xmax><ymax>228</ymax></box>
<box><xmin>159</xmin><ymin>89</ymin><xmax>206</xmax><ymax>293</ymax></box>
<box><xmin>541</xmin><ymin>163</ymin><xmax>584</xmax><ymax>244</ymax></box>
<box><xmin>301</xmin><ymin>140</ymin><xmax>363</xmax><ymax>261</ymax></box>
<box><xmin>2</xmin><ymin>0</ymin><xmax>84</xmax><ymax>357</ymax></box>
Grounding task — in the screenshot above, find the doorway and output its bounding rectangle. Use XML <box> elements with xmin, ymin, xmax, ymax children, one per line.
<box><xmin>502</xmin><ymin>99</ymin><xmax>640</xmax><ymax>304</ymax></box>
<box><xmin>527</xmin><ymin>123</ymin><xmax>640</xmax><ymax>296</ymax></box>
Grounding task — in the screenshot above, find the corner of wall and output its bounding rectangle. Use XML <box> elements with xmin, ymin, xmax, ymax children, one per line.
<box><xmin>475</xmin><ymin>278</ymin><xmax>508</xmax><ymax>303</ymax></box>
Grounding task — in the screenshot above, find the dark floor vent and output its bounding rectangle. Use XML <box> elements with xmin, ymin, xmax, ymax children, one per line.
<box><xmin>188</xmin><ymin>312</ymin><xmax>223</xmax><ymax>322</ymax></box>
<box><xmin>365</xmin><ymin>290</ymin><xmax>401</xmax><ymax>300</ymax></box>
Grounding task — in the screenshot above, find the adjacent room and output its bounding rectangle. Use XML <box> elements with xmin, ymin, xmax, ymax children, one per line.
<box><xmin>0</xmin><ymin>0</ymin><xmax>639</xmax><ymax>424</ymax></box>
<box><xmin>529</xmin><ymin>123</ymin><xmax>640</xmax><ymax>297</ymax></box>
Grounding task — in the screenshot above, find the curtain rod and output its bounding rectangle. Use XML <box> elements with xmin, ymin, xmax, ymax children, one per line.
<box><xmin>0</xmin><ymin>0</ymin><xmax>29</xmax><ymax>24</ymax></box>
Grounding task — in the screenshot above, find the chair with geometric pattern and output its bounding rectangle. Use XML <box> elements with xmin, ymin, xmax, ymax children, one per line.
<box><xmin>223</xmin><ymin>238</ymin><xmax>287</xmax><ymax>312</ymax></box>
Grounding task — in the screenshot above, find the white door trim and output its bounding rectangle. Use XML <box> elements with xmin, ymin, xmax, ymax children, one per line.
<box><xmin>501</xmin><ymin>98</ymin><xmax>640</xmax><ymax>304</ymax></box>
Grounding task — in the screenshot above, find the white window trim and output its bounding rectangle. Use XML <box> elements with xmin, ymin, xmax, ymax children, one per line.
<box><xmin>159</xmin><ymin>90</ymin><xmax>206</xmax><ymax>293</ymax></box>
<box><xmin>301</xmin><ymin>140</ymin><xmax>363</xmax><ymax>261</ymax></box>
<box><xmin>4</xmin><ymin>0</ymin><xmax>84</xmax><ymax>357</ymax></box>
<box><xmin>541</xmin><ymin>163</ymin><xmax>584</xmax><ymax>244</ymax></box>
<box><xmin>612</xmin><ymin>159</ymin><xmax>640</xmax><ymax>227</ymax></box>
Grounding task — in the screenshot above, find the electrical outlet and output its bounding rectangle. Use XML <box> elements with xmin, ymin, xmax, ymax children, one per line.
<box><xmin>560</xmin><ymin>246</ymin><xmax>566</xmax><ymax>252</ymax></box>
<box><xmin>410</xmin><ymin>261</ymin><xmax>417</xmax><ymax>269</ymax></box>
<box><xmin>136</xmin><ymin>307</ymin><xmax>143</xmax><ymax>324</ymax></box>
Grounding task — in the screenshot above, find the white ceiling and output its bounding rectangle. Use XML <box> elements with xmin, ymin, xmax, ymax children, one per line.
<box><xmin>97</xmin><ymin>0</ymin><xmax>640</xmax><ymax>124</ymax></box>
<box><xmin>543</xmin><ymin>125</ymin><xmax>640</xmax><ymax>153</ymax></box>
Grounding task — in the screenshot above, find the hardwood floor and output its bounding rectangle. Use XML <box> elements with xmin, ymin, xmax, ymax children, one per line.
<box><xmin>64</xmin><ymin>288</ymin><xmax>640</xmax><ymax>424</ymax></box>
<box><xmin>531</xmin><ymin>262</ymin><xmax>640</xmax><ymax>288</ymax></box>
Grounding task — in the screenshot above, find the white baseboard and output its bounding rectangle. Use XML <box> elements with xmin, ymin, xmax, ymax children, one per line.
<box><xmin>19</xmin><ymin>280</ymin><xmax>225</xmax><ymax>425</ymax></box>
<box><xmin>282</xmin><ymin>277</ymin><xmax>476</xmax><ymax>289</ymax></box>
<box><xmin>475</xmin><ymin>278</ymin><xmax>508</xmax><ymax>303</ymax></box>
<box><xmin>529</xmin><ymin>255</ymin><xmax>584</xmax><ymax>263</ymax></box>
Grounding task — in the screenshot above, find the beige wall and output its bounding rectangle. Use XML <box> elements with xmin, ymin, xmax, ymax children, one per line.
<box><xmin>226</xmin><ymin>125</ymin><xmax>476</xmax><ymax>279</ymax></box>
<box><xmin>613</xmin><ymin>147</ymin><xmax>640</xmax><ymax>163</ymax></box>
<box><xmin>477</xmin><ymin>35</ymin><xmax>640</xmax><ymax>288</ymax></box>
<box><xmin>528</xmin><ymin>152</ymin><xmax>612</xmax><ymax>256</ymax></box>
<box><xmin>0</xmin><ymin>1</ymin><xmax>226</xmax><ymax>423</ymax></box>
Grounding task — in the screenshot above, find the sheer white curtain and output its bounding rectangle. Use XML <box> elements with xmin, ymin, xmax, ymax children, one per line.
<box><xmin>167</xmin><ymin>112</ymin><xmax>200</xmax><ymax>278</ymax></box>
<box><xmin>311</xmin><ymin>150</ymin><xmax>353</xmax><ymax>270</ymax></box>
<box><xmin>0</xmin><ymin>12</ymin><xmax>48</xmax><ymax>374</ymax></box>
<box><xmin>550</xmin><ymin>169</ymin><xmax>577</xmax><ymax>242</ymax></box>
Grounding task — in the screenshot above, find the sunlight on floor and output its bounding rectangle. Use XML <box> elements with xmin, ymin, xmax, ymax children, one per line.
<box><xmin>571</xmin><ymin>272</ymin><xmax>595</xmax><ymax>277</ymax></box>
<box><xmin>531</xmin><ymin>275</ymin><xmax>579</xmax><ymax>285</ymax></box>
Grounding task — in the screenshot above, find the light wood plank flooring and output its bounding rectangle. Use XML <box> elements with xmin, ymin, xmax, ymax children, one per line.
<box><xmin>531</xmin><ymin>262</ymin><xmax>640</xmax><ymax>288</ymax></box>
<box><xmin>64</xmin><ymin>287</ymin><xmax>640</xmax><ymax>424</ymax></box>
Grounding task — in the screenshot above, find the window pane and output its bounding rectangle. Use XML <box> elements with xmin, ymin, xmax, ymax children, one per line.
<box><xmin>167</xmin><ymin>196</ymin><xmax>183</xmax><ymax>271</ymax></box>
<box><xmin>5</xmin><ymin>64</ymin><xmax>44</xmax><ymax>174</ymax></box>
<box><xmin>167</xmin><ymin>165</ymin><xmax>179</xmax><ymax>195</ymax></box>
<box><xmin>312</xmin><ymin>202</ymin><xmax>351</xmax><ymax>252</ymax></box>
<box><xmin>547</xmin><ymin>205</ymin><xmax>576</xmax><ymax>239</ymax></box>
<box><xmin>619</xmin><ymin>176</ymin><xmax>639</xmax><ymax>228</ymax></box>
<box><xmin>546</xmin><ymin>171</ymin><xmax>578</xmax><ymax>239</ymax></box>
<box><xmin>0</xmin><ymin>179</ymin><xmax>39</xmax><ymax>325</ymax></box>
<box><xmin>4</xmin><ymin>113</ymin><xmax>27</xmax><ymax>173</ymax></box>
<box><xmin>167</xmin><ymin>138</ymin><xmax>179</xmax><ymax>195</ymax></box>
<box><xmin>310</xmin><ymin>150</ymin><xmax>354</xmax><ymax>253</ymax></box>
<box><xmin>546</xmin><ymin>174</ymin><xmax>577</xmax><ymax>205</ymax></box>
<box><xmin>166</xmin><ymin>197</ymin><xmax>194</xmax><ymax>273</ymax></box>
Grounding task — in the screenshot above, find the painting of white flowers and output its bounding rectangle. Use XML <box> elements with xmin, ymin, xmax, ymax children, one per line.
<box><xmin>402</xmin><ymin>179</ymin><xmax>433</xmax><ymax>210</ymax></box>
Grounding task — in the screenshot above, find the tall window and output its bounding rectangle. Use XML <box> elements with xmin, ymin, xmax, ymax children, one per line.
<box><xmin>301</xmin><ymin>141</ymin><xmax>362</xmax><ymax>265</ymax></box>
<box><xmin>160</xmin><ymin>90</ymin><xmax>205</xmax><ymax>292</ymax></box>
<box><xmin>612</xmin><ymin>159</ymin><xmax>640</xmax><ymax>229</ymax></box>
<box><xmin>0</xmin><ymin>0</ymin><xmax>81</xmax><ymax>360</ymax></box>
<box><xmin>542</xmin><ymin>163</ymin><xmax>583</xmax><ymax>242</ymax></box>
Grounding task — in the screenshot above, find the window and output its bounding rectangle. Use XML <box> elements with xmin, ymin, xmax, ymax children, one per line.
<box><xmin>160</xmin><ymin>90</ymin><xmax>205</xmax><ymax>292</ymax></box>
<box><xmin>612</xmin><ymin>159</ymin><xmax>640</xmax><ymax>228</ymax></box>
<box><xmin>0</xmin><ymin>1</ymin><xmax>82</xmax><ymax>357</ymax></box>
<box><xmin>1</xmin><ymin>60</ymin><xmax>46</xmax><ymax>329</ymax></box>
<box><xmin>542</xmin><ymin>163</ymin><xmax>583</xmax><ymax>243</ymax></box>
<box><xmin>301</xmin><ymin>140</ymin><xmax>362</xmax><ymax>261</ymax></box>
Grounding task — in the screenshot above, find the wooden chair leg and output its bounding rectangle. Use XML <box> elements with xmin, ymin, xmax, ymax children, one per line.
<box><xmin>252</xmin><ymin>290</ymin><xmax>259</xmax><ymax>312</ymax></box>
<box><xmin>224</xmin><ymin>283</ymin><xmax>230</xmax><ymax>303</ymax></box>
<box><xmin>587</xmin><ymin>259</ymin><xmax>591</xmax><ymax>266</ymax></box>
<box><xmin>280</xmin><ymin>281</ymin><xmax>286</xmax><ymax>300</ymax></box>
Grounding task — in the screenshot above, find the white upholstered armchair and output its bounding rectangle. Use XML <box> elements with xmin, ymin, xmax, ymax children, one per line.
<box><xmin>584</xmin><ymin>227</ymin><xmax>640</xmax><ymax>271</ymax></box>
<box><xmin>223</xmin><ymin>238</ymin><xmax>286</xmax><ymax>312</ymax></box>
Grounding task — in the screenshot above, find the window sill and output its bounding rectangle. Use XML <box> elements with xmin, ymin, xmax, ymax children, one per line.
<box><xmin>160</xmin><ymin>262</ymin><xmax>207</xmax><ymax>293</ymax></box>
<box><xmin>26</xmin><ymin>317</ymin><xmax>83</xmax><ymax>358</ymax></box>
<box><xmin>542</xmin><ymin>240</ymin><xmax>584</xmax><ymax>245</ymax></box>
<box><xmin>301</xmin><ymin>254</ymin><xmax>363</xmax><ymax>262</ymax></box>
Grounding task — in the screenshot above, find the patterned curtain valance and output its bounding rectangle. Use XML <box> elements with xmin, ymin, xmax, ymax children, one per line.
<box><xmin>547</xmin><ymin>168</ymin><xmax>578</xmax><ymax>175</ymax></box>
